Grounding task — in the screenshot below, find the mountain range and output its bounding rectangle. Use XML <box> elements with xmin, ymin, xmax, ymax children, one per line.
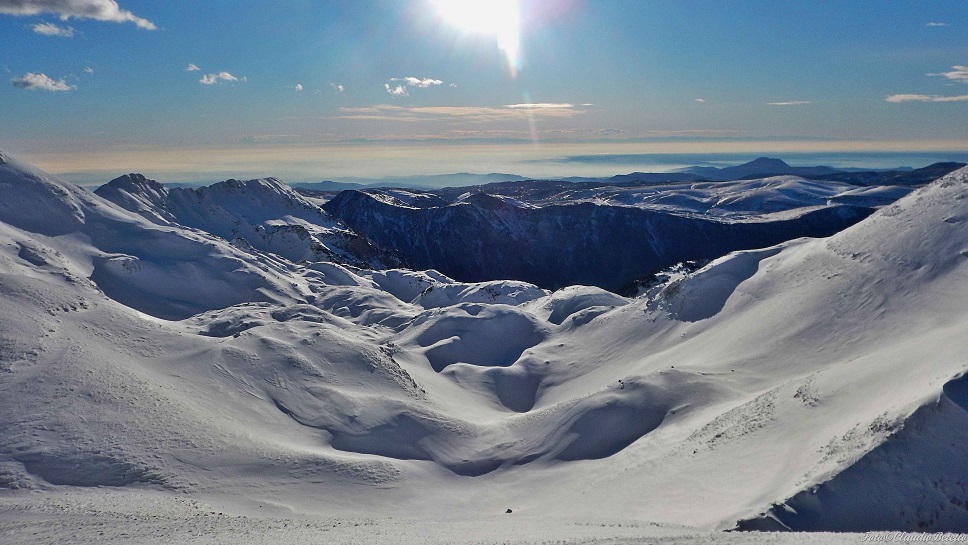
<box><xmin>2</xmin><ymin>150</ymin><xmax>968</xmax><ymax>541</ymax></box>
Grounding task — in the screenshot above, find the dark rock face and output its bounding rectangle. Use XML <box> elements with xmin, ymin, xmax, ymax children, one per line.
<box><xmin>324</xmin><ymin>190</ymin><xmax>874</xmax><ymax>291</ymax></box>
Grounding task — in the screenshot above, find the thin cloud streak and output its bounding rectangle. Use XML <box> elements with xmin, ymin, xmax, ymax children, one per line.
<box><xmin>31</xmin><ymin>22</ymin><xmax>73</xmax><ymax>36</ymax></box>
<box><xmin>505</xmin><ymin>103</ymin><xmax>574</xmax><ymax>109</ymax></box>
<box><xmin>767</xmin><ymin>101</ymin><xmax>812</xmax><ymax>106</ymax></box>
<box><xmin>929</xmin><ymin>65</ymin><xmax>968</xmax><ymax>84</ymax></box>
<box><xmin>886</xmin><ymin>94</ymin><xmax>968</xmax><ymax>103</ymax></box>
<box><xmin>337</xmin><ymin>104</ymin><xmax>587</xmax><ymax>123</ymax></box>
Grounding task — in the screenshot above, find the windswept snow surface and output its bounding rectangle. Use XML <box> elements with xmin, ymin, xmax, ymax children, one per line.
<box><xmin>2</xmin><ymin>152</ymin><xmax>968</xmax><ymax>541</ymax></box>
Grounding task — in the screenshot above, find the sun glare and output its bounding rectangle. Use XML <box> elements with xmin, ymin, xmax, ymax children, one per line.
<box><xmin>431</xmin><ymin>0</ymin><xmax>522</xmax><ymax>77</ymax></box>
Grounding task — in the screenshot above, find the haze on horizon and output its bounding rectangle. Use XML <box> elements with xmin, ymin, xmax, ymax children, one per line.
<box><xmin>1</xmin><ymin>0</ymin><xmax>967</xmax><ymax>184</ymax></box>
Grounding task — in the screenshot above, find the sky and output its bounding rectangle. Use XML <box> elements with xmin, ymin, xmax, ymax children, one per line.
<box><xmin>1</xmin><ymin>0</ymin><xmax>968</xmax><ymax>184</ymax></box>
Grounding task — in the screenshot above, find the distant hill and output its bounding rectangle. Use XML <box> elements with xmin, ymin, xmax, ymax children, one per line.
<box><xmin>804</xmin><ymin>162</ymin><xmax>967</xmax><ymax>187</ymax></box>
<box><xmin>677</xmin><ymin>157</ymin><xmax>842</xmax><ymax>181</ymax></box>
<box><xmin>331</xmin><ymin>172</ymin><xmax>529</xmax><ymax>189</ymax></box>
<box><xmin>291</xmin><ymin>180</ymin><xmax>368</xmax><ymax>191</ymax></box>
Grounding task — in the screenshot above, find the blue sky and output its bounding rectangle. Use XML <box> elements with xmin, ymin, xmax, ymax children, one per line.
<box><xmin>2</xmin><ymin>0</ymin><xmax>967</xmax><ymax>183</ymax></box>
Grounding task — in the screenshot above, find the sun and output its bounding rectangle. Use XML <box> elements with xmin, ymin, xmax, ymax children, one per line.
<box><xmin>430</xmin><ymin>0</ymin><xmax>522</xmax><ymax>77</ymax></box>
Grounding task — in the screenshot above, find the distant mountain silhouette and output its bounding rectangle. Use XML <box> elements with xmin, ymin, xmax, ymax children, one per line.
<box><xmin>805</xmin><ymin>162</ymin><xmax>967</xmax><ymax>187</ymax></box>
<box><xmin>678</xmin><ymin>157</ymin><xmax>841</xmax><ymax>181</ymax></box>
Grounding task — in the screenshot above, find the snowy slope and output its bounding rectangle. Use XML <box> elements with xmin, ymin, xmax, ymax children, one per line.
<box><xmin>2</xmin><ymin>151</ymin><xmax>968</xmax><ymax>540</ymax></box>
<box><xmin>95</xmin><ymin>173</ymin><xmax>394</xmax><ymax>267</ymax></box>
<box><xmin>0</xmin><ymin>154</ymin><xmax>315</xmax><ymax>319</ymax></box>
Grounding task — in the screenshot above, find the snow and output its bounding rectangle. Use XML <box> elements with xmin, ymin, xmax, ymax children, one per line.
<box><xmin>467</xmin><ymin>175</ymin><xmax>868</xmax><ymax>218</ymax></box>
<box><xmin>95</xmin><ymin>173</ymin><xmax>386</xmax><ymax>267</ymax></box>
<box><xmin>2</xmin><ymin>152</ymin><xmax>968</xmax><ymax>542</ymax></box>
<box><xmin>0</xmin><ymin>489</ymin><xmax>873</xmax><ymax>544</ymax></box>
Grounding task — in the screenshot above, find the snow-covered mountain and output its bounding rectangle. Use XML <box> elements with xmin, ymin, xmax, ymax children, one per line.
<box><xmin>323</xmin><ymin>180</ymin><xmax>877</xmax><ymax>291</ymax></box>
<box><xmin>2</xmin><ymin>150</ymin><xmax>968</xmax><ymax>541</ymax></box>
<box><xmin>95</xmin><ymin>173</ymin><xmax>394</xmax><ymax>267</ymax></box>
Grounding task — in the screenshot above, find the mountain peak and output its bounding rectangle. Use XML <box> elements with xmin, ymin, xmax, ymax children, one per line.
<box><xmin>743</xmin><ymin>157</ymin><xmax>791</xmax><ymax>169</ymax></box>
<box><xmin>103</xmin><ymin>173</ymin><xmax>168</xmax><ymax>195</ymax></box>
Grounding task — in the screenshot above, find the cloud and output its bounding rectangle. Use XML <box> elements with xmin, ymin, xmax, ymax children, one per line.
<box><xmin>83</xmin><ymin>66</ymin><xmax>93</xmax><ymax>74</ymax></box>
<box><xmin>30</xmin><ymin>22</ymin><xmax>73</xmax><ymax>36</ymax></box>
<box><xmin>505</xmin><ymin>102</ymin><xmax>575</xmax><ymax>109</ymax></box>
<box><xmin>11</xmin><ymin>72</ymin><xmax>75</xmax><ymax>91</ymax></box>
<box><xmin>384</xmin><ymin>76</ymin><xmax>445</xmax><ymax>96</ymax></box>
<box><xmin>294</xmin><ymin>83</ymin><xmax>303</xmax><ymax>92</ymax></box>
<box><xmin>330</xmin><ymin>83</ymin><xmax>344</xmax><ymax>93</ymax></box>
<box><xmin>384</xmin><ymin>83</ymin><xmax>408</xmax><ymax>96</ymax></box>
<box><xmin>926</xmin><ymin>22</ymin><xmax>947</xmax><ymax>27</ymax></box>
<box><xmin>889</xmin><ymin>65</ymin><xmax>968</xmax><ymax>103</ymax></box>
<box><xmin>767</xmin><ymin>101</ymin><xmax>812</xmax><ymax>106</ymax></box>
<box><xmin>0</xmin><ymin>0</ymin><xmax>156</xmax><ymax>29</ymax></box>
<box><xmin>543</xmin><ymin>128</ymin><xmax>627</xmax><ymax>137</ymax></box>
<box><xmin>238</xmin><ymin>134</ymin><xmax>302</xmax><ymax>145</ymax></box>
<box><xmin>694</xmin><ymin>98</ymin><xmax>706</xmax><ymax>103</ymax></box>
<box><xmin>885</xmin><ymin>93</ymin><xmax>968</xmax><ymax>103</ymax></box>
<box><xmin>929</xmin><ymin>65</ymin><xmax>968</xmax><ymax>84</ymax></box>
<box><xmin>200</xmin><ymin>71</ymin><xmax>242</xmax><ymax>85</ymax></box>
<box><xmin>185</xmin><ymin>63</ymin><xmax>200</xmax><ymax>72</ymax></box>
<box><xmin>393</xmin><ymin>77</ymin><xmax>442</xmax><ymax>88</ymax></box>
<box><xmin>337</xmin><ymin>103</ymin><xmax>587</xmax><ymax>123</ymax></box>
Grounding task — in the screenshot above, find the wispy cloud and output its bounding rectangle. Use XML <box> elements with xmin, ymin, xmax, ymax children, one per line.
<box><xmin>766</xmin><ymin>101</ymin><xmax>812</xmax><ymax>106</ymax></box>
<box><xmin>645</xmin><ymin>129</ymin><xmax>746</xmax><ymax>137</ymax></box>
<box><xmin>11</xmin><ymin>72</ymin><xmax>75</xmax><ymax>91</ymax></box>
<box><xmin>0</xmin><ymin>0</ymin><xmax>156</xmax><ymax>30</ymax></box>
<box><xmin>337</xmin><ymin>103</ymin><xmax>587</xmax><ymax>122</ymax></box>
<box><xmin>889</xmin><ymin>64</ymin><xmax>968</xmax><ymax>103</ymax></box>
<box><xmin>330</xmin><ymin>83</ymin><xmax>344</xmax><ymax>93</ymax></box>
<box><xmin>926</xmin><ymin>22</ymin><xmax>947</xmax><ymax>27</ymax></box>
<box><xmin>200</xmin><ymin>71</ymin><xmax>243</xmax><ymax>85</ymax></box>
<box><xmin>238</xmin><ymin>134</ymin><xmax>303</xmax><ymax>145</ymax></box>
<box><xmin>694</xmin><ymin>98</ymin><xmax>706</xmax><ymax>103</ymax></box>
<box><xmin>929</xmin><ymin>65</ymin><xmax>968</xmax><ymax>84</ymax></box>
<box><xmin>885</xmin><ymin>93</ymin><xmax>968</xmax><ymax>103</ymax></box>
<box><xmin>505</xmin><ymin>102</ymin><xmax>574</xmax><ymax>109</ymax></box>
<box><xmin>294</xmin><ymin>83</ymin><xmax>303</xmax><ymax>92</ymax></box>
<box><xmin>185</xmin><ymin>63</ymin><xmax>200</xmax><ymax>72</ymax></box>
<box><xmin>543</xmin><ymin>128</ymin><xmax>627</xmax><ymax>137</ymax></box>
<box><xmin>384</xmin><ymin>76</ymin><xmax>445</xmax><ymax>96</ymax></box>
<box><xmin>83</xmin><ymin>66</ymin><xmax>94</xmax><ymax>74</ymax></box>
<box><xmin>30</xmin><ymin>22</ymin><xmax>73</xmax><ymax>36</ymax></box>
